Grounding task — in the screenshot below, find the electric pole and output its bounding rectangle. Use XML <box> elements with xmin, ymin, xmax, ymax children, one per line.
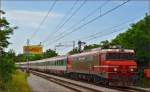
<box><xmin>73</xmin><ymin>41</ymin><xmax>75</xmax><ymax>50</ymax></box>
<box><xmin>26</xmin><ymin>39</ymin><xmax>30</xmax><ymax>73</ymax></box>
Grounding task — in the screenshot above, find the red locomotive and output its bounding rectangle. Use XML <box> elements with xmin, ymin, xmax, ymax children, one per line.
<box><xmin>67</xmin><ymin>49</ymin><xmax>138</xmax><ymax>86</ymax></box>
<box><xmin>17</xmin><ymin>48</ymin><xmax>138</xmax><ymax>86</ymax></box>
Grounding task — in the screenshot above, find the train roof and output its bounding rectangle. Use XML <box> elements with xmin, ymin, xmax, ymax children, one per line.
<box><xmin>69</xmin><ymin>49</ymin><xmax>134</xmax><ymax>57</ymax></box>
<box><xmin>100</xmin><ymin>49</ymin><xmax>134</xmax><ymax>53</ymax></box>
<box><xmin>69</xmin><ymin>50</ymin><xmax>99</xmax><ymax>57</ymax></box>
<box><xmin>16</xmin><ymin>55</ymin><xmax>67</xmax><ymax>64</ymax></box>
<box><xmin>16</xmin><ymin>49</ymin><xmax>134</xmax><ymax>64</ymax></box>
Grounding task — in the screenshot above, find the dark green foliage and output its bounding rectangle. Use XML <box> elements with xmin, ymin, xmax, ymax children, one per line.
<box><xmin>111</xmin><ymin>15</ymin><xmax>149</xmax><ymax>68</ymax></box>
<box><xmin>69</xmin><ymin>40</ymin><xmax>110</xmax><ymax>54</ymax></box>
<box><xmin>100</xmin><ymin>40</ymin><xmax>111</xmax><ymax>49</ymax></box>
<box><xmin>15</xmin><ymin>49</ymin><xmax>58</xmax><ymax>62</ymax></box>
<box><xmin>0</xmin><ymin>18</ymin><xmax>16</xmax><ymax>48</ymax></box>
<box><xmin>0</xmin><ymin>10</ymin><xmax>16</xmax><ymax>89</ymax></box>
<box><xmin>29</xmin><ymin>54</ymin><xmax>43</xmax><ymax>61</ymax></box>
<box><xmin>15</xmin><ymin>54</ymin><xmax>26</xmax><ymax>62</ymax></box>
<box><xmin>43</xmin><ymin>49</ymin><xmax>58</xmax><ymax>58</ymax></box>
<box><xmin>84</xmin><ymin>44</ymin><xmax>101</xmax><ymax>50</ymax></box>
<box><xmin>68</xmin><ymin>47</ymin><xmax>80</xmax><ymax>55</ymax></box>
<box><xmin>0</xmin><ymin>52</ymin><xmax>16</xmax><ymax>89</ymax></box>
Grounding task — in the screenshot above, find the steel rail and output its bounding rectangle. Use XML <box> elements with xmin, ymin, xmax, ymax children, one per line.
<box><xmin>30</xmin><ymin>70</ymin><xmax>102</xmax><ymax>92</ymax></box>
<box><xmin>29</xmin><ymin>70</ymin><xmax>150</xmax><ymax>92</ymax></box>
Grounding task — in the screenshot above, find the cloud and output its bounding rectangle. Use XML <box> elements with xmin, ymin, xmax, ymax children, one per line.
<box><xmin>5</xmin><ymin>10</ymin><xmax>63</xmax><ymax>29</ymax></box>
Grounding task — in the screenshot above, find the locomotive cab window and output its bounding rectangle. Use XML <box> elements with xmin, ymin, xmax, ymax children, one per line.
<box><xmin>106</xmin><ymin>53</ymin><xmax>135</xmax><ymax>60</ymax></box>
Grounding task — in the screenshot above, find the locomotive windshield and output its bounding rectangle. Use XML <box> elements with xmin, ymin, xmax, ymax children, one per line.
<box><xmin>106</xmin><ymin>53</ymin><xmax>135</xmax><ymax>60</ymax></box>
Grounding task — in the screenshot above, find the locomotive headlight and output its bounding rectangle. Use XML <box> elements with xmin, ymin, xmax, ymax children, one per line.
<box><xmin>130</xmin><ymin>68</ymin><xmax>134</xmax><ymax>72</ymax></box>
<box><xmin>114</xmin><ymin>68</ymin><xmax>118</xmax><ymax>72</ymax></box>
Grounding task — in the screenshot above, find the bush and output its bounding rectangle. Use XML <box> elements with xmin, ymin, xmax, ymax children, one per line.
<box><xmin>0</xmin><ymin>54</ymin><xmax>16</xmax><ymax>90</ymax></box>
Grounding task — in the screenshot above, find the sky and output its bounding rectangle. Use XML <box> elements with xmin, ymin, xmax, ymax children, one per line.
<box><xmin>1</xmin><ymin>0</ymin><xmax>149</xmax><ymax>55</ymax></box>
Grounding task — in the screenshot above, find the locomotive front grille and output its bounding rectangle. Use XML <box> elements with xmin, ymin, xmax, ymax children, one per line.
<box><xmin>110</xmin><ymin>75</ymin><xmax>138</xmax><ymax>86</ymax></box>
<box><xmin>112</xmin><ymin>75</ymin><xmax>133</xmax><ymax>81</ymax></box>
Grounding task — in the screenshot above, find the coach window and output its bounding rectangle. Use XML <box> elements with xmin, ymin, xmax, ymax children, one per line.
<box><xmin>64</xmin><ymin>60</ymin><xmax>66</xmax><ymax>65</ymax></box>
<box><xmin>59</xmin><ymin>60</ymin><xmax>61</xmax><ymax>65</ymax></box>
<box><xmin>59</xmin><ymin>60</ymin><xmax>62</xmax><ymax>66</ymax></box>
<box><xmin>55</xmin><ymin>60</ymin><xmax>58</xmax><ymax>66</ymax></box>
<box><xmin>61</xmin><ymin>60</ymin><xmax>63</xmax><ymax>66</ymax></box>
<box><xmin>60</xmin><ymin>60</ymin><xmax>62</xmax><ymax>66</ymax></box>
<box><xmin>63</xmin><ymin>60</ymin><xmax>65</xmax><ymax>65</ymax></box>
<box><xmin>53</xmin><ymin>61</ymin><xmax>55</xmax><ymax>66</ymax></box>
<box><xmin>49</xmin><ymin>61</ymin><xmax>51</xmax><ymax>65</ymax></box>
<box><xmin>58</xmin><ymin>60</ymin><xmax>60</xmax><ymax>66</ymax></box>
<box><xmin>54</xmin><ymin>61</ymin><xmax>56</xmax><ymax>66</ymax></box>
<box><xmin>62</xmin><ymin>60</ymin><xmax>63</xmax><ymax>66</ymax></box>
<box><xmin>55</xmin><ymin>61</ymin><xmax>57</xmax><ymax>66</ymax></box>
<box><xmin>57</xmin><ymin>61</ymin><xmax>59</xmax><ymax>66</ymax></box>
<box><xmin>57</xmin><ymin>60</ymin><xmax>59</xmax><ymax>66</ymax></box>
<box><xmin>59</xmin><ymin>60</ymin><xmax>61</xmax><ymax>66</ymax></box>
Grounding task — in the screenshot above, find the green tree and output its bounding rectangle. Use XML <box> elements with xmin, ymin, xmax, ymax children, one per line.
<box><xmin>68</xmin><ymin>47</ymin><xmax>80</xmax><ymax>55</ymax></box>
<box><xmin>15</xmin><ymin>49</ymin><xmax>58</xmax><ymax>62</ymax></box>
<box><xmin>15</xmin><ymin>54</ymin><xmax>26</xmax><ymax>62</ymax></box>
<box><xmin>111</xmin><ymin>15</ymin><xmax>149</xmax><ymax>68</ymax></box>
<box><xmin>68</xmin><ymin>40</ymin><xmax>110</xmax><ymax>54</ymax></box>
<box><xmin>0</xmin><ymin>10</ymin><xmax>16</xmax><ymax>89</ymax></box>
<box><xmin>100</xmin><ymin>40</ymin><xmax>110</xmax><ymax>49</ymax></box>
<box><xmin>43</xmin><ymin>49</ymin><xmax>58</xmax><ymax>58</ymax></box>
<box><xmin>84</xmin><ymin>44</ymin><xmax>101</xmax><ymax>50</ymax></box>
<box><xmin>29</xmin><ymin>54</ymin><xmax>43</xmax><ymax>61</ymax></box>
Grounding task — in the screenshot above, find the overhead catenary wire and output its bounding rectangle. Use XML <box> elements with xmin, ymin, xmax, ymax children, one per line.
<box><xmin>42</xmin><ymin>0</ymin><xmax>79</xmax><ymax>43</ymax></box>
<box><xmin>42</xmin><ymin>0</ymin><xmax>87</xmax><ymax>44</ymax></box>
<box><xmin>45</xmin><ymin>0</ymin><xmax>110</xmax><ymax>45</ymax></box>
<box><xmin>56</xmin><ymin>27</ymin><xmax>126</xmax><ymax>53</ymax></box>
<box><xmin>45</xmin><ymin>0</ymin><xmax>130</xmax><ymax>47</ymax></box>
<box><xmin>30</xmin><ymin>0</ymin><xmax>57</xmax><ymax>40</ymax></box>
<box><xmin>57</xmin><ymin>15</ymin><xmax>141</xmax><ymax>45</ymax></box>
<box><xmin>46</xmin><ymin>0</ymin><xmax>110</xmax><ymax>45</ymax></box>
<box><xmin>77</xmin><ymin>15</ymin><xmax>142</xmax><ymax>41</ymax></box>
<box><xmin>86</xmin><ymin>27</ymin><xmax>127</xmax><ymax>42</ymax></box>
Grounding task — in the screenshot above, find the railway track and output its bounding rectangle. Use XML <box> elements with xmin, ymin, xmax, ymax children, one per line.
<box><xmin>30</xmin><ymin>70</ymin><xmax>101</xmax><ymax>92</ymax></box>
<box><xmin>29</xmin><ymin>70</ymin><xmax>149</xmax><ymax>92</ymax></box>
<box><xmin>30</xmin><ymin>70</ymin><xmax>121</xmax><ymax>92</ymax></box>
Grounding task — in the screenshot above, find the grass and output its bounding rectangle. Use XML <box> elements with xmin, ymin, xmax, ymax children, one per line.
<box><xmin>5</xmin><ymin>70</ymin><xmax>31</xmax><ymax>92</ymax></box>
